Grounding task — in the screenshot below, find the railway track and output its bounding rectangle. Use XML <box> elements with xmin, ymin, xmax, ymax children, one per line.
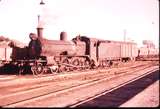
<box><xmin>0</xmin><ymin>61</ymin><xmax>158</xmax><ymax>107</ymax></box>
<box><xmin>0</xmin><ymin>61</ymin><xmax>155</xmax><ymax>87</ymax></box>
<box><xmin>0</xmin><ymin>61</ymin><xmax>155</xmax><ymax>93</ymax></box>
<box><xmin>69</xmin><ymin>67</ymin><xmax>159</xmax><ymax>107</ymax></box>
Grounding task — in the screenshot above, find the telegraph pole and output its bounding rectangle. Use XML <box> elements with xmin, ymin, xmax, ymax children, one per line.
<box><xmin>123</xmin><ymin>29</ymin><xmax>126</xmax><ymax>42</ymax></box>
<box><xmin>40</xmin><ymin>0</ymin><xmax>45</xmax><ymax>5</ymax></box>
<box><xmin>37</xmin><ymin>0</ymin><xmax>45</xmax><ymax>38</ymax></box>
<box><xmin>38</xmin><ymin>0</ymin><xmax>45</xmax><ymax>27</ymax></box>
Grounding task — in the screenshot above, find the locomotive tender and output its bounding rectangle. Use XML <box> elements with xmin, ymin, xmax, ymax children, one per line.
<box><xmin>0</xmin><ymin>27</ymin><xmax>159</xmax><ymax>75</ymax></box>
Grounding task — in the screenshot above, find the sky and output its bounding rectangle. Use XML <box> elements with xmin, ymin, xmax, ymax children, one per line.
<box><xmin>0</xmin><ymin>0</ymin><xmax>159</xmax><ymax>47</ymax></box>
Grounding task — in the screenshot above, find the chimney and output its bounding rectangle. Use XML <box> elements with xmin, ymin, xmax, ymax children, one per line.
<box><xmin>37</xmin><ymin>15</ymin><xmax>43</xmax><ymax>39</ymax></box>
<box><xmin>37</xmin><ymin>27</ymin><xmax>43</xmax><ymax>39</ymax></box>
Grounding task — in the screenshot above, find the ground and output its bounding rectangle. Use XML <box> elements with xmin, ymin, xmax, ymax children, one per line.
<box><xmin>120</xmin><ymin>80</ymin><xmax>159</xmax><ymax>107</ymax></box>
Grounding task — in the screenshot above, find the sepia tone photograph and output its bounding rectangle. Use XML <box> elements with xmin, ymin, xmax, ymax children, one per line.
<box><xmin>0</xmin><ymin>0</ymin><xmax>159</xmax><ymax>108</ymax></box>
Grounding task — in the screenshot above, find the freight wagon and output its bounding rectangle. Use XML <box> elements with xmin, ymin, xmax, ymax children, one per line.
<box><xmin>98</xmin><ymin>40</ymin><xmax>138</xmax><ymax>63</ymax></box>
<box><xmin>0</xmin><ymin>46</ymin><xmax>12</xmax><ymax>67</ymax></box>
<box><xmin>137</xmin><ymin>46</ymin><xmax>159</xmax><ymax>60</ymax></box>
<box><xmin>76</xmin><ymin>36</ymin><xmax>138</xmax><ymax>67</ymax></box>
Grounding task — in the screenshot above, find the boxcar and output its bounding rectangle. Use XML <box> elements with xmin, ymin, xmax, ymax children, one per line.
<box><xmin>0</xmin><ymin>47</ymin><xmax>12</xmax><ymax>61</ymax></box>
<box><xmin>0</xmin><ymin>46</ymin><xmax>12</xmax><ymax>66</ymax></box>
<box><xmin>98</xmin><ymin>40</ymin><xmax>138</xmax><ymax>62</ymax></box>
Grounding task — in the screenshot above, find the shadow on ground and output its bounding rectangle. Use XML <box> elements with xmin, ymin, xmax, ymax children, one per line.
<box><xmin>77</xmin><ymin>70</ymin><xmax>159</xmax><ymax>107</ymax></box>
<box><xmin>0</xmin><ymin>64</ymin><xmax>32</xmax><ymax>75</ymax></box>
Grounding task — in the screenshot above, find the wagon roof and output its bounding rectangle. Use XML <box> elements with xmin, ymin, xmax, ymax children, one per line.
<box><xmin>79</xmin><ymin>36</ymin><xmax>137</xmax><ymax>45</ymax></box>
<box><xmin>102</xmin><ymin>40</ymin><xmax>137</xmax><ymax>45</ymax></box>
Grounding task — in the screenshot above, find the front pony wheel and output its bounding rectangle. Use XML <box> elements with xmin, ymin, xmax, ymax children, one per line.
<box><xmin>31</xmin><ymin>63</ymin><xmax>44</xmax><ymax>76</ymax></box>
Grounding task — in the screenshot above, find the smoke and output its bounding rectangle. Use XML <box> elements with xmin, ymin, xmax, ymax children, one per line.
<box><xmin>38</xmin><ymin>3</ymin><xmax>62</xmax><ymax>28</ymax></box>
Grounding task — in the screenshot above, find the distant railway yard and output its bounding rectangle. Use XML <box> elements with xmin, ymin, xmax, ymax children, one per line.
<box><xmin>0</xmin><ymin>60</ymin><xmax>159</xmax><ymax>107</ymax></box>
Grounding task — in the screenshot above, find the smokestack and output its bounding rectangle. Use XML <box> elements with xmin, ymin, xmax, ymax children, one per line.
<box><xmin>37</xmin><ymin>15</ymin><xmax>43</xmax><ymax>39</ymax></box>
<box><xmin>37</xmin><ymin>27</ymin><xmax>43</xmax><ymax>39</ymax></box>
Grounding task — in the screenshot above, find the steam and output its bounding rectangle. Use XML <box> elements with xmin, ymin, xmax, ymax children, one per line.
<box><xmin>37</xmin><ymin>4</ymin><xmax>60</xmax><ymax>29</ymax></box>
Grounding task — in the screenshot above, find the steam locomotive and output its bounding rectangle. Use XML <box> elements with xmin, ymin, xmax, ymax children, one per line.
<box><xmin>0</xmin><ymin>27</ymin><xmax>159</xmax><ymax>75</ymax></box>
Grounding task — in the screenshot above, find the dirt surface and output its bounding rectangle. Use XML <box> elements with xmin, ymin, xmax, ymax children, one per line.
<box><xmin>120</xmin><ymin>80</ymin><xmax>159</xmax><ymax>107</ymax></box>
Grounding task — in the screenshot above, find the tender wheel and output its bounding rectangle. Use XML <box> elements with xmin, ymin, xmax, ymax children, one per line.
<box><xmin>31</xmin><ymin>63</ymin><xmax>44</xmax><ymax>76</ymax></box>
<box><xmin>102</xmin><ymin>61</ymin><xmax>107</xmax><ymax>67</ymax></box>
<box><xmin>106</xmin><ymin>60</ymin><xmax>113</xmax><ymax>67</ymax></box>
